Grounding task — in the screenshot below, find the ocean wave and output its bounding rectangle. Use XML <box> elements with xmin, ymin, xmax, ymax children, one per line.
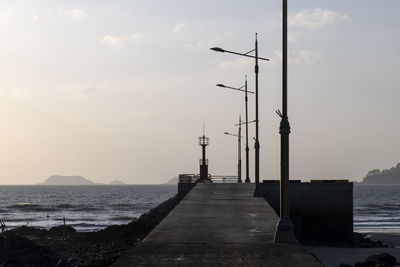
<box><xmin>112</xmin><ymin>216</ymin><xmax>134</xmax><ymax>221</ymax></box>
<box><xmin>56</xmin><ymin>203</ymin><xmax>74</xmax><ymax>209</ymax></box>
<box><xmin>7</xmin><ymin>203</ymin><xmax>57</xmax><ymax>212</ymax></box>
<box><xmin>52</xmin><ymin>218</ymin><xmax>97</xmax><ymax>222</ymax></box>
<box><xmin>53</xmin><ymin>204</ymin><xmax>103</xmax><ymax>212</ymax></box>
<box><xmin>71</xmin><ymin>206</ymin><xmax>103</xmax><ymax>212</ymax></box>
<box><xmin>357</xmin><ymin>216</ymin><xmax>400</xmax><ymax>222</ymax></box>
<box><xmin>2</xmin><ymin>218</ymin><xmax>38</xmax><ymax>222</ymax></box>
<box><xmin>355</xmin><ymin>222</ymin><xmax>400</xmax><ymax>227</ymax></box>
<box><xmin>358</xmin><ymin>204</ymin><xmax>400</xmax><ymax>211</ymax></box>
<box><xmin>69</xmin><ymin>223</ymin><xmax>108</xmax><ymax>229</ymax></box>
<box><xmin>356</xmin><ymin>220</ymin><xmax>400</xmax><ymax>225</ymax></box>
<box><xmin>110</xmin><ymin>203</ymin><xmax>135</xmax><ymax>207</ymax></box>
<box><xmin>109</xmin><ymin>203</ymin><xmax>139</xmax><ymax>210</ymax></box>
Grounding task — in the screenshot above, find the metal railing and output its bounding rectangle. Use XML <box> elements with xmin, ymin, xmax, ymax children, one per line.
<box><xmin>178</xmin><ymin>174</ymin><xmax>239</xmax><ymax>184</ymax></box>
<box><xmin>178</xmin><ymin>174</ymin><xmax>199</xmax><ymax>183</ymax></box>
<box><xmin>210</xmin><ymin>175</ymin><xmax>238</xmax><ymax>183</ymax></box>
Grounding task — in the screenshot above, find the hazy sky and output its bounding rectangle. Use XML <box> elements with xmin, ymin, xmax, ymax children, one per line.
<box><xmin>1</xmin><ymin>1</ymin><xmax>399</xmax><ymax>184</ymax></box>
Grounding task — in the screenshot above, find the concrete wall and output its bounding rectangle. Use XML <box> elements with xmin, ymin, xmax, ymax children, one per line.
<box><xmin>259</xmin><ymin>181</ymin><xmax>353</xmax><ymax>243</ymax></box>
<box><xmin>178</xmin><ymin>182</ymin><xmax>196</xmax><ymax>196</ymax></box>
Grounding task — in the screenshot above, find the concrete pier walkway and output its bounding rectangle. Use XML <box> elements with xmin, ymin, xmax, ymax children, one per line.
<box><xmin>112</xmin><ymin>183</ymin><xmax>322</xmax><ymax>266</ymax></box>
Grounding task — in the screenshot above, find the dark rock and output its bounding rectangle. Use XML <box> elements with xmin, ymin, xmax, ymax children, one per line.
<box><xmin>354</xmin><ymin>262</ymin><xmax>373</xmax><ymax>267</ymax></box>
<box><xmin>365</xmin><ymin>252</ymin><xmax>396</xmax><ymax>266</ymax></box>
<box><xmin>339</xmin><ymin>263</ymin><xmax>353</xmax><ymax>267</ymax></box>
<box><xmin>5</xmin><ymin>225</ymin><xmax>47</xmax><ymax>238</ymax></box>
<box><xmin>303</xmin><ymin>232</ymin><xmax>388</xmax><ymax>248</ymax></box>
<box><xmin>0</xmin><ymin>234</ymin><xmax>60</xmax><ymax>267</ymax></box>
<box><xmin>354</xmin><ymin>252</ymin><xmax>397</xmax><ymax>267</ymax></box>
<box><xmin>49</xmin><ymin>225</ymin><xmax>76</xmax><ymax>235</ymax></box>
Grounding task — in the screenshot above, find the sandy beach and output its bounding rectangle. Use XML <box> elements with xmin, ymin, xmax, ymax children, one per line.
<box><xmin>305</xmin><ymin>232</ymin><xmax>400</xmax><ymax>267</ymax></box>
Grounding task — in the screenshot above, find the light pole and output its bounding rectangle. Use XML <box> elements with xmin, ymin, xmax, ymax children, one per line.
<box><xmin>224</xmin><ymin>115</ymin><xmax>243</xmax><ymax>183</ymax></box>
<box><xmin>211</xmin><ymin>34</ymin><xmax>269</xmax><ymax>195</ymax></box>
<box><xmin>217</xmin><ymin>76</ymin><xmax>254</xmax><ymax>183</ymax></box>
<box><xmin>273</xmin><ymin>0</ymin><xmax>296</xmax><ymax>243</ymax></box>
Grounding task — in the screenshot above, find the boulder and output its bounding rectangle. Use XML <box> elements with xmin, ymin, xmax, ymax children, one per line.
<box><xmin>0</xmin><ymin>234</ymin><xmax>60</xmax><ymax>267</ymax></box>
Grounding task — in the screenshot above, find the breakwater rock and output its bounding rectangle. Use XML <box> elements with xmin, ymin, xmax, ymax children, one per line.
<box><xmin>0</xmin><ymin>194</ymin><xmax>183</xmax><ymax>267</ymax></box>
<box><xmin>339</xmin><ymin>252</ymin><xmax>397</xmax><ymax>267</ymax></box>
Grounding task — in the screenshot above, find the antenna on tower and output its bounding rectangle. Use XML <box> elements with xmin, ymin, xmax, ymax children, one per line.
<box><xmin>203</xmin><ymin>121</ymin><xmax>205</xmax><ymax>136</ymax></box>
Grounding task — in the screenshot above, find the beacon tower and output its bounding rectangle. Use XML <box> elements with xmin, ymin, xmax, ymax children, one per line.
<box><xmin>198</xmin><ymin>126</ymin><xmax>210</xmax><ymax>182</ymax></box>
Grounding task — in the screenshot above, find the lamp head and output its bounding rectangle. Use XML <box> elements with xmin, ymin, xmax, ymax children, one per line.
<box><xmin>210</xmin><ymin>47</ymin><xmax>225</xmax><ymax>53</ymax></box>
<box><xmin>216</xmin><ymin>84</ymin><xmax>226</xmax><ymax>87</ymax></box>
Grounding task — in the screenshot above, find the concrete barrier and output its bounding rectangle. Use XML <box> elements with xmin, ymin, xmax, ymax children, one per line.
<box><xmin>178</xmin><ymin>182</ymin><xmax>196</xmax><ymax>196</ymax></box>
<box><xmin>259</xmin><ymin>180</ymin><xmax>353</xmax><ymax>242</ymax></box>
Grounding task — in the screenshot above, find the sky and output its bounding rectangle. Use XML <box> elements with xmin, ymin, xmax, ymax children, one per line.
<box><xmin>0</xmin><ymin>0</ymin><xmax>399</xmax><ymax>184</ymax></box>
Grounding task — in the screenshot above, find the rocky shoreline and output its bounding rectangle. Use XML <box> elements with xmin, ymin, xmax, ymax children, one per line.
<box><xmin>0</xmin><ymin>194</ymin><xmax>183</xmax><ymax>267</ymax></box>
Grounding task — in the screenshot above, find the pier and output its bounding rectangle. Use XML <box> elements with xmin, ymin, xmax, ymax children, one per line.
<box><xmin>112</xmin><ymin>183</ymin><xmax>322</xmax><ymax>266</ymax></box>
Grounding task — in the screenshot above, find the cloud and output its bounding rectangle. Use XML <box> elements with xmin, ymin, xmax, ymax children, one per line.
<box><xmin>184</xmin><ymin>41</ymin><xmax>209</xmax><ymax>49</ymax></box>
<box><xmin>101</xmin><ymin>35</ymin><xmax>124</xmax><ymax>47</ymax></box>
<box><xmin>288</xmin><ymin>32</ymin><xmax>299</xmax><ymax>44</ymax></box>
<box><xmin>289</xmin><ymin>8</ymin><xmax>349</xmax><ymax>29</ymax></box>
<box><xmin>32</xmin><ymin>15</ymin><xmax>39</xmax><ymax>24</ymax></box>
<box><xmin>223</xmin><ymin>31</ymin><xmax>236</xmax><ymax>40</ymax></box>
<box><xmin>0</xmin><ymin>88</ymin><xmax>31</xmax><ymax>98</ymax></box>
<box><xmin>65</xmin><ymin>9</ymin><xmax>87</xmax><ymax>22</ymax></box>
<box><xmin>101</xmin><ymin>33</ymin><xmax>144</xmax><ymax>47</ymax></box>
<box><xmin>184</xmin><ymin>32</ymin><xmax>236</xmax><ymax>50</ymax></box>
<box><xmin>58</xmin><ymin>83</ymin><xmax>104</xmax><ymax>97</ymax></box>
<box><xmin>274</xmin><ymin>49</ymin><xmax>321</xmax><ymax>65</ymax></box>
<box><xmin>0</xmin><ymin>10</ymin><xmax>16</xmax><ymax>25</ymax></box>
<box><xmin>217</xmin><ymin>58</ymin><xmax>253</xmax><ymax>70</ymax></box>
<box><xmin>173</xmin><ymin>24</ymin><xmax>185</xmax><ymax>32</ymax></box>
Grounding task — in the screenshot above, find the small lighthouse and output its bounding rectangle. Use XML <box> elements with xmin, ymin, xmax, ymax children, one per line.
<box><xmin>198</xmin><ymin>125</ymin><xmax>210</xmax><ymax>182</ymax></box>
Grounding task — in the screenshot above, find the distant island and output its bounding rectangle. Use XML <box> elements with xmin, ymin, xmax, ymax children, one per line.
<box><xmin>39</xmin><ymin>175</ymin><xmax>101</xmax><ymax>185</ymax></box>
<box><xmin>39</xmin><ymin>175</ymin><xmax>128</xmax><ymax>185</ymax></box>
<box><xmin>362</xmin><ymin>163</ymin><xmax>400</xmax><ymax>184</ymax></box>
<box><xmin>109</xmin><ymin>180</ymin><xmax>126</xmax><ymax>185</ymax></box>
<box><xmin>166</xmin><ymin>177</ymin><xmax>178</xmax><ymax>184</ymax></box>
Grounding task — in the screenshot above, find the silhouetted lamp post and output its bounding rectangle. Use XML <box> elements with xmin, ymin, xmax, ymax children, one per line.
<box><xmin>211</xmin><ymin>34</ymin><xmax>269</xmax><ymax>195</ymax></box>
<box><xmin>217</xmin><ymin>76</ymin><xmax>254</xmax><ymax>183</ymax></box>
<box><xmin>224</xmin><ymin>115</ymin><xmax>243</xmax><ymax>183</ymax></box>
<box><xmin>274</xmin><ymin>0</ymin><xmax>296</xmax><ymax>243</ymax></box>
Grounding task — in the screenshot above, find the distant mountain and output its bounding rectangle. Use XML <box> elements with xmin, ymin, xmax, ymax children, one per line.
<box><xmin>166</xmin><ymin>177</ymin><xmax>178</xmax><ymax>184</ymax></box>
<box><xmin>40</xmin><ymin>175</ymin><xmax>101</xmax><ymax>185</ymax></box>
<box><xmin>362</xmin><ymin>163</ymin><xmax>400</xmax><ymax>184</ymax></box>
<box><xmin>109</xmin><ymin>180</ymin><xmax>125</xmax><ymax>185</ymax></box>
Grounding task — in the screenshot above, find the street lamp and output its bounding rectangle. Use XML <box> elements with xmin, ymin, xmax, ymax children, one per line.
<box><xmin>273</xmin><ymin>0</ymin><xmax>296</xmax><ymax>244</ymax></box>
<box><xmin>224</xmin><ymin>115</ymin><xmax>243</xmax><ymax>183</ymax></box>
<box><xmin>211</xmin><ymin>34</ymin><xmax>269</xmax><ymax>196</ymax></box>
<box><xmin>217</xmin><ymin>76</ymin><xmax>254</xmax><ymax>183</ymax></box>
<box><xmin>235</xmin><ymin>119</ymin><xmax>256</xmax><ymax>126</ymax></box>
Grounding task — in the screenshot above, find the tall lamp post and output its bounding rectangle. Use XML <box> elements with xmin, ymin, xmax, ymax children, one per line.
<box><xmin>274</xmin><ymin>0</ymin><xmax>296</xmax><ymax>243</ymax></box>
<box><xmin>224</xmin><ymin>115</ymin><xmax>243</xmax><ymax>183</ymax></box>
<box><xmin>211</xmin><ymin>34</ymin><xmax>269</xmax><ymax>195</ymax></box>
<box><xmin>217</xmin><ymin>76</ymin><xmax>254</xmax><ymax>183</ymax></box>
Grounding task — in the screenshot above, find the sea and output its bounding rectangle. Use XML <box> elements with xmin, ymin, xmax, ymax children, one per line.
<box><xmin>354</xmin><ymin>184</ymin><xmax>400</xmax><ymax>233</ymax></box>
<box><xmin>0</xmin><ymin>184</ymin><xmax>399</xmax><ymax>233</ymax></box>
<box><xmin>0</xmin><ymin>185</ymin><xmax>176</xmax><ymax>232</ymax></box>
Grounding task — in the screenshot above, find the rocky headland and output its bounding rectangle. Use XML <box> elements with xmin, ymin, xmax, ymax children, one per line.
<box><xmin>362</xmin><ymin>163</ymin><xmax>400</xmax><ymax>184</ymax></box>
